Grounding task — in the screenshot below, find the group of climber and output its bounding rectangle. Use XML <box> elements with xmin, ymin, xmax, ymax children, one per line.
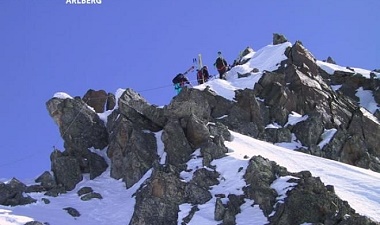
<box><xmin>172</xmin><ymin>51</ymin><xmax>230</xmax><ymax>94</ymax></box>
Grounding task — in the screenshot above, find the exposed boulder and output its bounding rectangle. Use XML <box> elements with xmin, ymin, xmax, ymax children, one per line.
<box><xmin>35</xmin><ymin>171</ymin><xmax>57</xmax><ymax>190</ymax></box>
<box><xmin>200</xmin><ymin>138</ymin><xmax>228</xmax><ymax>167</ymax></box>
<box><xmin>165</xmin><ymin>88</ymin><xmax>212</xmax><ymax>122</ymax></box>
<box><xmin>63</xmin><ymin>207</ymin><xmax>81</xmax><ymax>217</ymax></box>
<box><xmin>286</xmin><ymin>41</ymin><xmax>319</xmax><ymax>76</ymax></box>
<box><xmin>0</xmin><ymin>178</ymin><xmax>36</xmax><ymax>206</ymax></box>
<box><xmin>270</xmin><ymin>173</ymin><xmax>375</xmax><ymax>225</ymax></box>
<box><xmin>118</xmin><ymin>88</ymin><xmax>166</xmax><ymax>130</ymax></box>
<box><xmin>292</xmin><ymin>113</ymin><xmax>324</xmax><ymax>146</ymax></box>
<box><xmin>325</xmin><ymin>56</ymin><xmax>337</xmax><ymax>64</ymax></box>
<box><xmin>130</xmin><ymin>164</ymin><xmax>216</xmax><ymax>225</ymax></box>
<box><xmin>46</xmin><ymin>96</ymin><xmax>108</xmax><ymax>152</ymax></box>
<box><xmin>107</xmin><ymin>110</ymin><xmax>158</xmax><ymax>188</ymax></box>
<box><xmin>80</xmin><ymin>192</ymin><xmax>103</xmax><ymax>201</ymax></box>
<box><xmin>129</xmin><ymin>168</ymin><xmax>186</xmax><ymax>225</ymax></box>
<box><xmin>161</xmin><ymin>119</ymin><xmax>193</xmax><ymax>168</ymax></box>
<box><xmin>208</xmin><ymin>122</ymin><xmax>233</xmax><ymax>142</ymax></box>
<box><xmin>243</xmin><ymin>156</ymin><xmax>379</xmax><ymax>225</ymax></box>
<box><xmin>185</xmin><ymin>115</ymin><xmax>210</xmax><ymax>149</ymax></box>
<box><xmin>50</xmin><ymin>150</ymin><xmax>82</xmax><ymax>191</ymax></box>
<box><xmin>273</xmin><ymin>33</ymin><xmax>288</xmax><ymax>45</ymax></box>
<box><xmin>77</xmin><ymin>186</ymin><xmax>93</xmax><ymax>196</ymax></box>
<box><xmin>243</xmin><ymin>156</ymin><xmax>283</xmax><ymax>216</ymax></box>
<box><xmin>189</xmin><ymin>168</ymin><xmax>220</xmax><ymax>190</ymax></box>
<box><xmin>24</xmin><ymin>222</ymin><xmax>45</xmax><ymax>225</ymax></box>
<box><xmin>106</xmin><ymin>92</ymin><xmax>116</xmax><ymax>111</ymax></box>
<box><xmin>82</xmin><ymin>89</ymin><xmax>108</xmax><ymax>113</ymax></box>
<box><xmin>260</xmin><ymin>127</ymin><xmax>292</xmax><ymax>143</ymax></box>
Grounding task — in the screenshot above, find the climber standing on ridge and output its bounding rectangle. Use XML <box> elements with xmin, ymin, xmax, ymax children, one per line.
<box><xmin>214</xmin><ymin>51</ymin><xmax>229</xmax><ymax>80</ymax></box>
<box><xmin>172</xmin><ymin>66</ymin><xmax>194</xmax><ymax>94</ymax></box>
<box><xmin>197</xmin><ymin>65</ymin><xmax>210</xmax><ymax>84</ymax></box>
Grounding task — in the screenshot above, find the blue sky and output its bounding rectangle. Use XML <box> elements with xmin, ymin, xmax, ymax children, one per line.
<box><xmin>0</xmin><ymin>1</ymin><xmax>379</xmax><ymax>179</ymax></box>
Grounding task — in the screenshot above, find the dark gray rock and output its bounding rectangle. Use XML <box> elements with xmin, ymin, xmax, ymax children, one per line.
<box><xmin>260</xmin><ymin>127</ymin><xmax>292</xmax><ymax>143</ymax></box>
<box><xmin>107</xmin><ymin>113</ymin><xmax>157</xmax><ymax>188</ymax></box>
<box><xmin>185</xmin><ymin>183</ymin><xmax>212</xmax><ymax>204</ymax></box>
<box><xmin>35</xmin><ymin>171</ymin><xmax>57</xmax><ymax>190</ymax></box>
<box><xmin>269</xmin><ymin>174</ymin><xmax>373</xmax><ymax>225</ymax></box>
<box><xmin>162</xmin><ymin>120</ymin><xmax>193</xmax><ymax>168</ymax></box>
<box><xmin>82</xmin><ymin>89</ymin><xmax>108</xmax><ymax>113</ymax></box>
<box><xmin>325</xmin><ymin>56</ymin><xmax>336</xmax><ymax>64</ymax></box>
<box><xmin>0</xmin><ymin>178</ymin><xmax>36</xmax><ymax>206</ymax></box>
<box><xmin>208</xmin><ymin>122</ymin><xmax>233</xmax><ymax>142</ymax></box>
<box><xmin>77</xmin><ymin>186</ymin><xmax>93</xmax><ymax>196</ymax></box>
<box><xmin>292</xmin><ymin>113</ymin><xmax>324</xmax><ymax>146</ymax></box>
<box><xmin>222</xmin><ymin>194</ymin><xmax>245</xmax><ymax>225</ymax></box>
<box><xmin>286</xmin><ymin>41</ymin><xmax>318</xmax><ymax>76</ymax></box>
<box><xmin>63</xmin><ymin>207</ymin><xmax>80</xmax><ymax>217</ymax></box>
<box><xmin>50</xmin><ymin>150</ymin><xmax>82</xmax><ymax>191</ymax></box>
<box><xmin>273</xmin><ymin>33</ymin><xmax>288</xmax><ymax>45</ymax></box>
<box><xmin>86</xmin><ymin>151</ymin><xmax>108</xmax><ymax>179</ymax></box>
<box><xmin>24</xmin><ymin>221</ymin><xmax>45</xmax><ymax>225</ymax></box>
<box><xmin>214</xmin><ymin>197</ymin><xmax>226</xmax><ymax>221</ymax></box>
<box><xmin>80</xmin><ymin>192</ymin><xmax>103</xmax><ymax>201</ymax></box>
<box><xmin>118</xmin><ymin>88</ymin><xmax>165</xmax><ymax>131</ymax></box>
<box><xmin>129</xmin><ymin>169</ymin><xmax>186</xmax><ymax>225</ymax></box>
<box><xmin>46</xmin><ymin>96</ymin><xmax>108</xmax><ymax>152</ymax></box>
<box><xmin>200</xmin><ymin>139</ymin><xmax>228</xmax><ymax>167</ymax></box>
<box><xmin>235</xmin><ymin>88</ymin><xmax>268</xmax><ymax>130</ymax></box>
<box><xmin>190</xmin><ymin>168</ymin><xmax>220</xmax><ymax>189</ymax></box>
<box><xmin>243</xmin><ymin>156</ymin><xmax>281</xmax><ymax>216</ymax></box>
<box><xmin>180</xmin><ymin>205</ymin><xmax>199</xmax><ymax>225</ymax></box>
<box><xmin>106</xmin><ymin>92</ymin><xmax>116</xmax><ymax>111</ymax></box>
<box><xmin>185</xmin><ymin>115</ymin><xmax>210</xmax><ymax>149</ymax></box>
<box><xmin>44</xmin><ymin>186</ymin><xmax>67</xmax><ymax>197</ymax></box>
<box><xmin>165</xmin><ymin>88</ymin><xmax>212</xmax><ymax>122</ymax></box>
<box><xmin>41</xmin><ymin>198</ymin><xmax>50</xmax><ymax>204</ymax></box>
<box><xmin>25</xmin><ymin>184</ymin><xmax>46</xmax><ymax>193</ymax></box>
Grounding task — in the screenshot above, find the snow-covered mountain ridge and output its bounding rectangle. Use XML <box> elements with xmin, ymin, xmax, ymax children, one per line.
<box><xmin>1</xmin><ymin>34</ymin><xmax>380</xmax><ymax>225</ymax></box>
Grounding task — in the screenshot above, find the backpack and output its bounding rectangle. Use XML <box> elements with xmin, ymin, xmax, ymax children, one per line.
<box><xmin>172</xmin><ymin>73</ymin><xmax>189</xmax><ymax>84</ymax></box>
<box><xmin>172</xmin><ymin>73</ymin><xmax>184</xmax><ymax>84</ymax></box>
<box><xmin>215</xmin><ymin>57</ymin><xmax>227</xmax><ymax>70</ymax></box>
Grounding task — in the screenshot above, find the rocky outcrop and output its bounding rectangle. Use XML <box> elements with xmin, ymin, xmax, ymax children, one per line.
<box><xmin>46</xmin><ymin>96</ymin><xmax>108</xmax><ymax>152</ymax></box>
<box><xmin>83</xmin><ymin>89</ymin><xmax>116</xmax><ymax>113</ymax></box>
<box><xmin>37</xmin><ymin>36</ymin><xmax>379</xmax><ymax>224</ymax></box>
<box><xmin>130</xmin><ymin>165</ymin><xmax>213</xmax><ymax>225</ymax></box>
<box><xmin>244</xmin><ymin>156</ymin><xmax>378</xmax><ymax>225</ymax></box>
<box><xmin>0</xmin><ymin>178</ymin><xmax>36</xmax><ymax>206</ymax></box>
<box><xmin>107</xmin><ymin>109</ymin><xmax>158</xmax><ymax>188</ymax></box>
<box><xmin>273</xmin><ymin>33</ymin><xmax>288</xmax><ymax>45</ymax></box>
<box><xmin>46</xmin><ymin>94</ymin><xmax>109</xmax><ymax>190</ymax></box>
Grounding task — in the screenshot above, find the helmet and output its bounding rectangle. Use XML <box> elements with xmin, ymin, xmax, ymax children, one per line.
<box><xmin>217</xmin><ymin>51</ymin><xmax>222</xmax><ymax>55</ymax></box>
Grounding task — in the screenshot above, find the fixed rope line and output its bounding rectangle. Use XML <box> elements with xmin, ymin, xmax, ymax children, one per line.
<box><xmin>0</xmin><ymin>153</ymin><xmax>39</xmax><ymax>169</ymax></box>
<box><xmin>51</xmin><ymin>98</ymin><xmax>92</xmax><ymax>151</ymax></box>
<box><xmin>0</xmin><ymin>77</ymin><xmax>208</xmax><ymax>169</ymax></box>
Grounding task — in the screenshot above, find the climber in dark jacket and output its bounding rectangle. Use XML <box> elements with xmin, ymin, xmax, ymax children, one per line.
<box><xmin>197</xmin><ymin>66</ymin><xmax>210</xmax><ymax>84</ymax></box>
<box><xmin>214</xmin><ymin>51</ymin><xmax>228</xmax><ymax>79</ymax></box>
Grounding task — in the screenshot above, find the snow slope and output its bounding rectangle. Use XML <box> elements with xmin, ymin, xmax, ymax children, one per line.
<box><xmin>1</xmin><ymin>42</ymin><xmax>379</xmax><ymax>224</ymax></box>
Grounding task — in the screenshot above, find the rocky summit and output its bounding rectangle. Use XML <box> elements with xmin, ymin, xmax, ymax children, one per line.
<box><xmin>1</xmin><ymin>34</ymin><xmax>380</xmax><ymax>225</ymax></box>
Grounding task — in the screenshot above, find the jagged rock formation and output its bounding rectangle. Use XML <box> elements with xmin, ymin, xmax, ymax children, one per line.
<box><xmin>2</xmin><ymin>34</ymin><xmax>379</xmax><ymax>225</ymax></box>
<box><xmin>82</xmin><ymin>89</ymin><xmax>116</xmax><ymax>113</ymax></box>
<box><xmin>46</xmin><ymin>95</ymin><xmax>109</xmax><ymax>191</ymax></box>
<box><xmin>0</xmin><ymin>178</ymin><xmax>36</xmax><ymax>206</ymax></box>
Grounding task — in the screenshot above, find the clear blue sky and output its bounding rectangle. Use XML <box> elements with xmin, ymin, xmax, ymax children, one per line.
<box><xmin>0</xmin><ymin>1</ymin><xmax>379</xmax><ymax>179</ymax></box>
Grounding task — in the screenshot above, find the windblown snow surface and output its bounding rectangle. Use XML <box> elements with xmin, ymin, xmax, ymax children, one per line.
<box><xmin>1</xmin><ymin>42</ymin><xmax>379</xmax><ymax>225</ymax></box>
